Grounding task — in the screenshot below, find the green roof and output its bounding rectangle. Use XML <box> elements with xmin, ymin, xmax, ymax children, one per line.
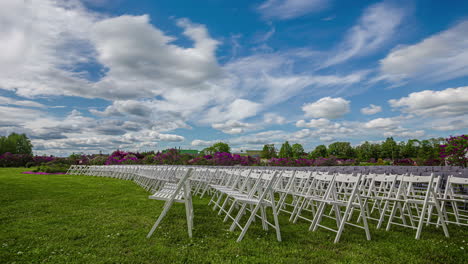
<box><xmin>162</xmin><ymin>149</ymin><xmax>200</xmax><ymax>155</ymax></box>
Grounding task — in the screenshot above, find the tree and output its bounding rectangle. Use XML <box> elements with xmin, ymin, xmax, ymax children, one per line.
<box><xmin>0</xmin><ymin>133</ymin><xmax>33</xmax><ymax>155</ymax></box>
<box><xmin>381</xmin><ymin>137</ymin><xmax>399</xmax><ymax>160</ymax></box>
<box><xmin>278</xmin><ymin>141</ymin><xmax>293</xmax><ymax>158</ymax></box>
<box><xmin>260</xmin><ymin>144</ymin><xmax>277</xmax><ymax>159</ymax></box>
<box><xmin>309</xmin><ymin>145</ymin><xmax>328</xmax><ymax>158</ymax></box>
<box><xmin>291</xmin><ymin>143</ymin><xmax>305</xmax><ymax>159</ymax></box>
<box><xmin>328</xmin><ymin>142</ymin><xmax>355</xmax><ymax>159</ymax></box>
<box><xmin>400</xmin><ymin>139</ymin><xmax>420</xmax><ymax>158</ymax></box>
<box><xmin>355</xmin><ymin>141</ymin><xmax>376</xmax><ymax>161</ymax></box>
<box><xmin>202</xmin><ymin>142</ymin><xmax>231</xmax><ymax>155</ymax></box>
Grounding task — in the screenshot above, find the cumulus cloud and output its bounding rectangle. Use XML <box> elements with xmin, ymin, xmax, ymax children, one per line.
<box><xmin>0</xmin><ymin>0</ymin><xmax>98</xmax><ymax>98</ymax></box>
<box><xmin>380</xmin><ymin>21</ymin><xmax>468</xmax><ymax>82</ymax></box>
<box><xmin>302</xmin><ymin>97</ymin><xmax>350</xmax><ymax>119</ymax></box>
<box><xmin>361</xmin><ymin>104</ymin><xmax>382</xmax><ymax>115</ymax></box>
<box><xmin>263</xmin><ymin>113</ymin><xmax>287</xmax><ymax>125</ymax></box>
<box><xmin>296</xmin><ymin>118</ymin><xmax>331</xmax><ymax>128</ymax></box>
<box><xmin>212</xmin><ymin>120</ymin><xmax>256</xmax><ymax>134</ymax></box>
<box><xmin>191</xmin><ymin>139</ymin><xmax>218</xmax><ymax>147</ymax></box>
<box><xmin>363</xmin><ymin>116</ymin><xmax>425</xmax><ymax>139</ymax></box>
<box><xmin>90</xmin><ymin>15</ymin><xmax>221</xmax><ymax>99</ymax></box>
<box><xmin>201</xmin><ymin>99</ymin><xmax>261</xmax><ymax>123</ymax></box>
<box><xmin>364</xmin><ymin>117</ymin><xmax>401</xmax><ymax>130</ymax></box>
<box><xmin>257</xmin><ymin>0</ymin><xmax>330</xmax><ymax>20</ymax></box>
<box><xmin>389</xmin><ymin>86</ymin><xmax>468</xmax><ymax>117</ymax></box>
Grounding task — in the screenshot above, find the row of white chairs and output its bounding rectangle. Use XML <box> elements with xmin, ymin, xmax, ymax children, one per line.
<box><xmin>67</xmin><ymin>165</ymin><xmax>468</xmax><ymax>243</ymax></box>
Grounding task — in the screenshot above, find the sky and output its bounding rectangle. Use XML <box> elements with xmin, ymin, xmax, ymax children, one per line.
<box><xmin>1</xmin><ymin>0</ymin><xmax>468</xmax><ymax>156</ymax></box>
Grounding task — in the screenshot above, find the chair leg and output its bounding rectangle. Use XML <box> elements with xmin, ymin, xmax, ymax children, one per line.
<box><xmin>147</xmin><ymin>201</ymin><xmax>174</xmax><ymax>238</ymax></box>
<box><xmin>237</xmin><ymin>203</ymin><xmax>262</xmax><ymax>242</ymax></box>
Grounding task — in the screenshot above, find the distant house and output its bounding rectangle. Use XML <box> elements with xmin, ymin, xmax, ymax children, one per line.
<box><xmin>245</xmin><ymin>150</ymin><xmax>262</xmax><ymax>158</ymax></box>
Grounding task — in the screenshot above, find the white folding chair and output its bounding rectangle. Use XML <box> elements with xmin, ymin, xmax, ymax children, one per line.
<box><xmin>439</xmin><ymin>175</ymin><xmax>468</xmax><ymax>227</ymax></box>
<box><xmin>383</xmin><ymin>173</ymin><xmax>449</xmax><ymax>239</ymax></box>
<box><xmin>147</xmin><ymin>168</ymin><xmax>194</xmax><ymax>238</ymax></box>
<box><xmin>309</xmin><ymin>174</ymin><xmax>371</xmax><ymax>243</ymax></box>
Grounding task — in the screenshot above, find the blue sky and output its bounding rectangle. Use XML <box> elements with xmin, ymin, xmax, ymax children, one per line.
<box><xmin>1</xmin><ymin>0</ymin><xmax>468</xmax><ymax>155</ymax></box>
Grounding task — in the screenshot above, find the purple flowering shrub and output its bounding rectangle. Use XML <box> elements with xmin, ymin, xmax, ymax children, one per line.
<box><xmin>0</xmin><ymin>153</ymin><xmax>33</xmax><ymax>167</ymax></box>
<box><xmin>394</xmin><ymin>158</ymin><xmax>414</xmax><ymax>166</ymax></box>
<box><xmin>105</xmin><ymin>150</ymin><xmax>140</xmax><ymax>165</ymax></box>
<box><xmin>440</xmin><ymin>135</ymin><xmax>468</xmax><ymax>167</ymax></box>
<box><xmin>153</xmin><ymin>149</ymin><xmax>185</xmax><ymax>165</ymax></box>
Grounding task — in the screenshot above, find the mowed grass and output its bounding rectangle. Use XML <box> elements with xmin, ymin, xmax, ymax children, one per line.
<box><xmin>1</xmin><ymin>168</ymin><xmax>467</xmax><ymax>264</ymax></box>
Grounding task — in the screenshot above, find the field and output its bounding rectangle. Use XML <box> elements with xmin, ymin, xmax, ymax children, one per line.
<box><xmin>1</xmin><ymin>167</ymin><xmax>467</xmax><ymax>263</ymax></box>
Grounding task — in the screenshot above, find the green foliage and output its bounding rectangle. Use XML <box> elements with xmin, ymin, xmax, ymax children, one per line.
<box><xmin>34</xmin><ymin>164</ymin><xmax>69</xmax><ymax>173</ymax></box>
<box><xmin>278</xmin><ymin>141</ymin><xmax>293</xmax><ymax>158</ymax></box>
<box><xmin>355</xmin><ymin>141</ymin><xmax>380</xmax><ymax>161</ymax></box>
<box><xmin>202</xmin><ymin>142</ymin><xmax>231</xmax><ymax>155</ymax></box>
<box><xmin>328</xmin><ymin>142</ymin><xmax>355</xmax><ymax>159</ymax></box>
<box><xmin>89</xmin><ymin>155</ymin><xmax>107</xmax><ymax>165</ymax></box>
<box><xmin>380</xmin><ymin>137</ymin><xmax>400</xmax><ymax>160</ymax></box>
<box><xmin>309</xmin><ymin>145</ymin><xmax>328</xmax><ymax>159</ymax></box>
<box><xmin>0</xmin><ymin>133</ymin><xmax>33</xmax><ymax>155</ymax></box>
<box><xmin>142</xmin><ymin>154</ymin><xmax>156</xmax><ymax>164</ymax></box>
<box><xmin>261</xmin><ymin>144</ymin><xmax>277</xmax><ymax>159</ymax></box>
<box><xmin>291</xmin><ymin>143</ymin><xmax>305</xmax><ymax>159</ymax></box>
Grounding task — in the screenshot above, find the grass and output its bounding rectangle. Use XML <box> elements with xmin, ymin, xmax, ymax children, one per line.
<box><xmin>0</xmin><ymin>167</ymin><xmax>467</xmax><ymax>264</ymax></box>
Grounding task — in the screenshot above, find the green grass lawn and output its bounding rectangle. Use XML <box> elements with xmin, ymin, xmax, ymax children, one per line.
<box><xmin>1</xmin><ymin>167</ymin><xmax>467</xmax><ymax>263</ymax></box>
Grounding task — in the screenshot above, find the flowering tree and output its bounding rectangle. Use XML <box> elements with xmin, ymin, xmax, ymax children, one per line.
<box><xmin>440</xmin><ymin>135</ymin><xmax>468</xmax><ymax>167</ymax></box>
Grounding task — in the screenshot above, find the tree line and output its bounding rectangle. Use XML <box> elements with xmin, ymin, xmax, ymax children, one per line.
<box><xmin>260</xmin><ymin>137</ymin><xmax>445</xmax><ymax>162</ymax></box>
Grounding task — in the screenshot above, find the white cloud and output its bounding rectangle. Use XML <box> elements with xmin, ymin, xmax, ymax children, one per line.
<box><xmin>90</xmin><ymin>15</ymin><xmax>221</xmax><ymax>99</ymax></box>
<box><xmin>0</xmin><ymin>0</ymin><xmax>98</xmax><ymax>98</ymax></box>
<box><xmin>383</xmin><ymin>130</ymin><xmax>425</xmax><ymax>138</ymax></box>
<box><xmin>296</xmin><ymin>118</ymin><xmax>331</xmax><ymax>128</ymax></box>
<box><xmin>319</xmin><ymin>135</ymin><xmax>335</xmax><ymax>142</ymax></box>
<box><xmin>302</xmin><ymin>97</ymin><xmax>350</xmax><ymax>119</ymax></box>
<box><xmin>380</xmin><ymin>21</ymin><xmax>468</xmax><ymax>82</ymax></box>
<box><xmin>432</xmin><ymin>118</ymin><xmax>468</xmax><ymax>131</ymax></box>
<box><xmin>0</xmin><ymin>106</ymin><xmax>43</xmax><ymax>127</ymax></box>
<box><xmin>389</xmin><ymin>86</ymin><xmax>468</xmax><ymax>117</ymax></box>
<box><xmin>191</xmin><ymin>139</ymin><xmax>217</xmax><ymax>147</ymax></box>
<box><xmin>323</xmin><ymin>2</ymin><xmax>405</xmax><ymax>67</ymax></box>
<box><xmin>363</xmin><ymin>116</ymin><xmax>425</xmax><ymax>139</ymax></box>
<box><xmin>0</xmin><ymin>96</ymin><xmax>45</xmax><ymax>108</ymax></box>
<box><xmin>212</xmin><ymin>120</ymin><xmax>256</xmax><ymax>134</ymax></box>
<box><xmin>361</xmin><ymin>104</ymin><xmax>382</xmax><ymax>115</ymax></box>
<box><xmin>263</xmin><ymin>113</ymin><xmax>287</xmax><ymax>125</ymax></box>
<box><xmin>257</xmin><ymin>0</ymin><xmax>329</xmax><ymax>20</ymax></box>
<box><xmin>201</xmin><ymin>99</ymin><xmax>261</xmax><ymax>123</ymax></box>
<box><xmin>224</xmin><ymin>52</ymin><xmax>367</xmax><ymax>107</ymax></box>
<box><xmin>364</xmin><ymin>117</ymin><xmax>401</xmax><ymax>130</ymax></box>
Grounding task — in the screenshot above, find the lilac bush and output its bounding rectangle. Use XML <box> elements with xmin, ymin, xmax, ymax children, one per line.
<box><xmin>440</xmin><ymin>135</ymin><xmax>468</xmax><ymax>167</ymax></box>
<box><xmin>0</xmin><ymin>153</ymin><xmax>33</xmax><ymax>167</ymax></box>
<box><xmin>105</xmin><ymin>150</ymin><xmax>140</xmax><ymax>165</ymax></box>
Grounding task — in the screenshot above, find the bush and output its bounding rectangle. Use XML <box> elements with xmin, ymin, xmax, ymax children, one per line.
<box><xmin>142</xmin><ymin>154</ymin><xmax>156</xmax><ymax>164</ymax></box>
<box><xmin>89</xmin><ymin>155</ymin><xmax>108</xmax><ymax>165</ymax></box>
<box><xmin>394</xmin><ymin>158</ymin><xmax>414</xmax><ymax>166</ymax></box>
<box><xmin>34</xmin><ymin>164</ymin><xmax>69</xmax><ymax>173</ymax></box>
<box><xmin>0</xmin><ymin>153</ymin><xmax>33</xmax><ymax>167</ymax></box>
<box><xmin>440</xmin><ymin>135</ymin><xmax>468</xmax><ymax>167</ymax></box>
